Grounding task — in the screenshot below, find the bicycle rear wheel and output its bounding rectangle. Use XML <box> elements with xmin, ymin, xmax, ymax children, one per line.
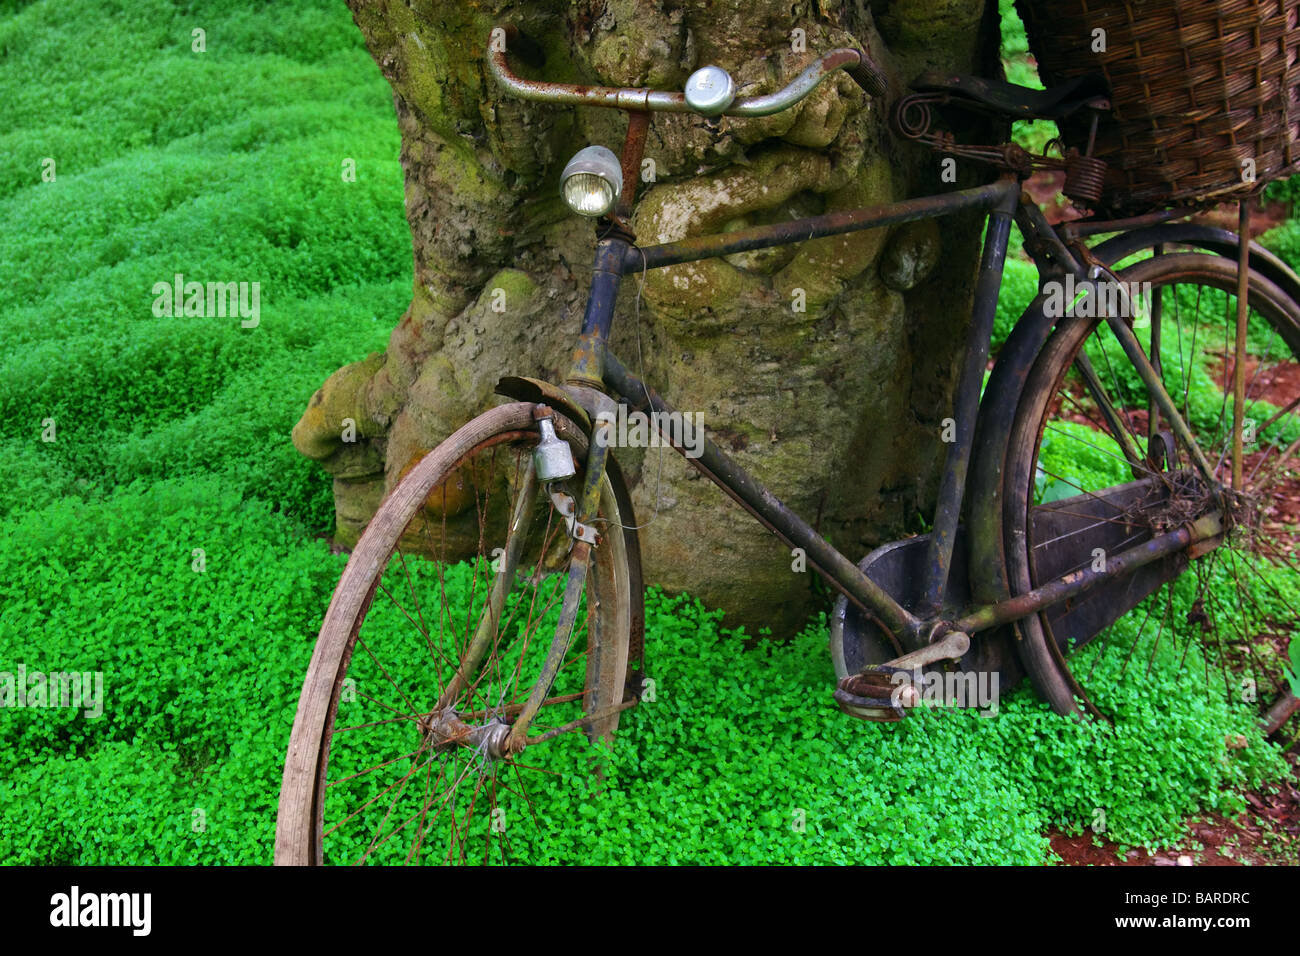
<box><xmin>1004</xmin><ymin>253</ymin><xmax>1300</xmax><ymax>719</ymax></box>
<box><xmin>276</xmin><ymin>402</ymin><xmax>640</xmax><ymax>864</ymax></box>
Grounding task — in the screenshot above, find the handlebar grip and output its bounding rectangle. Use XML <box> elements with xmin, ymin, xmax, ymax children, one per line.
<box><xmin>846</xmin><ymin>53</ymin><xmax>888</xmax><ymax>99</ymax></box>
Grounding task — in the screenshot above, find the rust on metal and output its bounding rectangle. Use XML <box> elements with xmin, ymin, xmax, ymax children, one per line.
<box><xmin>629</xmin><ymin>180</ymin><xmax>1020</xmax><ymax>272</ymax></box>
<box><xmin>1104</xmin><ymin>301</ymin><xmax>1223</xmax><ymax>493</ymax></box>
<box><xmin>524</xmin><ymin>698</ymin><xmax>640</xmax><ymax>746</ymax></box>
<box><xmin>956</xmin><ymin>512</ymin><xmax>1222</xmax><ymax>634</ymax></box>
<box><xmin>617</xmin><ymin>110</ymin><xmax>650</xmax><ymax>219</ymax></box>
<box><xmin>566</xmin><ymin>331</ymin><xmax>607</xmax><ymax>390</ymax></box>
<box><xmin>489</xmin><ymin>26</ymin><xmax>882</xmax><ymax>117</ymax></box>
<box><xmin>1059</xmin><ymin>207</ymin><xmax>1195</xmax><ymax>241</ymax></box>
<box><xmin>495</xmin><ymin>376</ymin><xmax>595</xmax><ymax>431</ymax></box>
<box><xmin>1231</xmin><ymin>198</ymin><xmax>1252</xmax><ymax>489</ymax></box>
<box><xmin>834</xmin><ymin>668</ymin><xmax>910</xmax><ymax>721</ymax></box>
<box><xmin>602</xmin><ymin>349</ymin><xmax>921</xmax><ymax>646</ymax></box>
<box><xmin>567</xmin><ymin>238</ymin><xmax>628</xmax><ymax>388</ymax></box>
<box><xmin>502</xmin><ymin>419</ymin><xmax>612</xmax><ymax>750</ymax></box>
<box><xmin>918</xmin><ymin>187</ymin><xmax>1018</xmax><ymax>615</ymax></box>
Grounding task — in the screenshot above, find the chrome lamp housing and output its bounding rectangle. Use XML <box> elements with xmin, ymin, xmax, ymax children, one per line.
<box><xmin>560</xmin><ymin>145</ymin><xmax>623</xmax><ymax>217</ymax></box>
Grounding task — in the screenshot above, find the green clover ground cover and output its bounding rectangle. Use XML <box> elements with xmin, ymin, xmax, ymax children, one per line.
<box><xmin>0</xmin><ymin>0</ymin><xmax>1290</xmax><ymax>864</ymax></box>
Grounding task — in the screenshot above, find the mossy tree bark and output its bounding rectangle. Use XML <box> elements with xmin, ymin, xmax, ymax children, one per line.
<box><xmin>295</xmin><ymin>0</ymin><xmax>1001</xmax><ymax>636</ymax></box>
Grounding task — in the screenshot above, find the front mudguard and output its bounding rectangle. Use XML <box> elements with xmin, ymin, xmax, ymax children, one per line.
<box><xmin>495</xmin><ymin>375</ymin><xmax>596</xmax><ymax>431</ymax></box>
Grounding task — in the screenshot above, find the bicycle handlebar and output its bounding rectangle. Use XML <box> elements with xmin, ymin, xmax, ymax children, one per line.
<box><xmin>487</xmin><ymin>26</ymin><xmax>886</xmax><ymax>117</ymax></box>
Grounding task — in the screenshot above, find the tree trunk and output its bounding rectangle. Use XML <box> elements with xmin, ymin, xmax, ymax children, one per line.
<box><xmin>294</xmin><ymin>0</ymin><xmax>1002</xmax><ymax>636</ymax></box>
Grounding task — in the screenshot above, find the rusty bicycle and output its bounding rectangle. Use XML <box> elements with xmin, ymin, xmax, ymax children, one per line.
<box><xmin>276</xmin><ymin>26</ymin><xmax>1300</xmax><ymax>864</ymax></box>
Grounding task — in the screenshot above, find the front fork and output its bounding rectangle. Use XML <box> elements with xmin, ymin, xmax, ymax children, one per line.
<box><xmin>501</xmin><ymin>413</ymin><xmax>615</xmax><ymax>752</ymax></box>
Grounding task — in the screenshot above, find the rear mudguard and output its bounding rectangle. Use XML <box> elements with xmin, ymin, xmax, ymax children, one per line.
<box><xmin>1090</xmin><ymin>222</ymin><xmax>1300</xmax><ymax>305</ymax></box>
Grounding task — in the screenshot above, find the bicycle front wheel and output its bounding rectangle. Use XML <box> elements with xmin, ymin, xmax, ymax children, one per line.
<box><xmin>276</xmin><ymin>402</ymin><xmax>640</xmax><ymax>865</ymax></box>
<box><xmin>1004</xmin><ymin>252</ymin><xmax>1300</xmax><ymax>719</ymax></box>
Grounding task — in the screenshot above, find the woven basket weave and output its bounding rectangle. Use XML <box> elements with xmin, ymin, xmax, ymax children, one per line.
<box><xmin>1016</xmin><ymin>0</ymin><xmax>1300</xmax><ymax>213</ymax></box>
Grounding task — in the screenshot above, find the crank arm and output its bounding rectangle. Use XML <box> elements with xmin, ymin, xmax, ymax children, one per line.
<box><xmin>879</xmin><ymin>628</ymin><xmax>971</xmax><ymax>672</ymax></box>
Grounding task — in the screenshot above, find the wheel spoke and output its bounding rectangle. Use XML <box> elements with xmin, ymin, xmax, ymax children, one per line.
<box><xmin>1007</xmin><ymin>254</ymin><xmax>1299</xmax><ymax>722</ymax></box>
<box><xmin>277</xmin><ymin>404</ymin><xmax>637</xmax><ymax>865</ymax></box>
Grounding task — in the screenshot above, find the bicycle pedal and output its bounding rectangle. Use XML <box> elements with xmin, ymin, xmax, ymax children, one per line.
<box><xmin>834</xmin><ymin>666</ymin><xmax>912</xmax><ymax>722</ymax></box>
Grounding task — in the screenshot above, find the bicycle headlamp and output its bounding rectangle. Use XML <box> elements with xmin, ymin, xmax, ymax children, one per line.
<box><xmin>560</xmin><ymin>145</ymin><xmax>623</xmax><ymax>218</ymax></box>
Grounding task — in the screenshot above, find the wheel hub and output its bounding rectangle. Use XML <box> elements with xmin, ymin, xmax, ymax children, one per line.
<box><xmin>417</xmin><ymin>709</ymin><xmax>512</xmax><ymax>759</ymax></box>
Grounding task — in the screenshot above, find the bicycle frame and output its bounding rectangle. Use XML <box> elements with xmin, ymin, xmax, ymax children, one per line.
<box><xmin>484</xmin><ymin>26</ymin><xmax>1230</xmax><ymax>655</ymax></box>
<box><xmin>556</xmin><ymin>175</ymin><xmax>1227</xmax><ymax>650</ymax></box>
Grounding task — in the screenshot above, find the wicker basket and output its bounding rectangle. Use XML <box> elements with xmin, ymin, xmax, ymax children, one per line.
<box><xmin>1016</xmin><ymin>0</ymin><xmax>1300</xmax><ymax>213</ymax></box>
